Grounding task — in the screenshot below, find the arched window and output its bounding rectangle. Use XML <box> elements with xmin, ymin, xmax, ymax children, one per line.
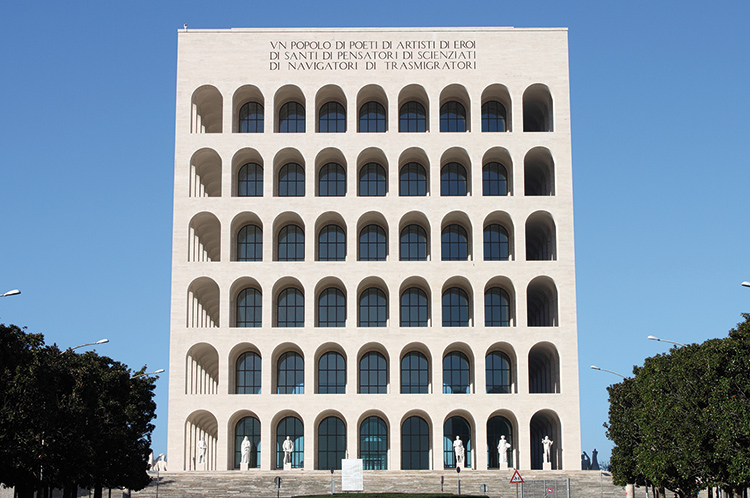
<box><xmin>318</xmin><ymin>352</ymin><xmax>346</xmax><ymax>393</ymax></box>
<box><xmin>318</xmin><ymin>288</ymin><xmax>345</xmax><ymax>327</ymax></box>
<box><xmin>399</xmin><ymin>101</ymin><xmax>426</xmax><ymax>132</ymax></box>
<box><xmin>400</xmin><ymin>225</ymin><xmax>428</xmax><ymax>261</ymax></box>
<box><xmin>482</xmin><ymin>101</ymin><xmax>506</xmax><ymax>132</ymax></box>
<box><xmin>443</xmin><ymin>416</ymin><xmax>471</xmax><ymax>468</ymax></box>
<box><xmin>440</xmin><ymin>101</ymin><xmax>466</xmax><ymax>132</ymax></box>
<box><xmin>400</xmin><ymin>288</ymin><xmax>428</xmax><ymax>327</ymax></box>
<box><xmin>358</xmin><ymin>224</ymin><xmax>386</xmax><ymax>261</ymax></box>
<box><xmin>485</xmin><ymin>288</ymin><xmax>511</xmax><ymax>327</ymax></box>
<box><xmin>239</xmin><ymin>102</ymin><xmax>264</xmax><ymax>133</ymax></box>
<box><xmin>358</xmin><ymin>163</ymin><xmax>386</xmax><ymax>196</ymax></box>
<box><xmin>482</xmin><ymin>162</ymin><xmax>508</xmax><ymax>196</ymax></box>
<box><xmin>441</xmin><ymin>224</ymin><xmax>468</xmax><ymax>261</ymax></box>
<box><xmin>360</xmin><ymin>416</ymin><xmax>388</xmax><ymax>469</ymax></box>
<box><xmin>319</xmin><ymin>163</ymin><xmax>346</xmax><ymax>197</ymax></box>
<box><xmin>238</xmin><ymin>163</ymin><xmax>263</xmax><ymax>196</ymax></box>
<box><xmin>236</xmin><ymin>352</ymin><xmax>261</xmax><ymax>394</ymax></box>
<box><xmin>401</xmin><ymin>352</ymin><xmax>428</xmax><ymax>393</ymax></box>
<box><xmin>319</xmin><ymin>102</ymin><xmax>346</xmax><ymax>133</ymax></box>
<box><xmin>318</xmin><ymin>224</ymin><xmax>345</xmax><ymax>261</ymax></box>
<box><xmin>234</xmin><ymin>416</ymin><xmax>261</xmax><ymax>469</ymax></box>
<box><xmin>237</xmin><ymin>225</ymin><xmax>262</xmax><ymax>262</ymax></box>
<box><xmin>401</xmin><ymin>416</ymin><xmax>429</xmax><ymax>469</ymax></box>
<box><xmin>486</xmin><ymin>351</ymin><xmax>511</xmax><ymax>393</ymax></box>
<box><xmin>359</xmin><ymin>101</ymin><xmax>386</xmax><ymax>132</ymax></box>
<box><xmin>399</xmin><ymin>162</ymin><xmax>427</xmax><ymax>196</ymax></box>
<box><xmin>277</xmin><ymin>225</ymin><xmax>304</xmax><ymax>261</ymax></box>
<box><xmin>277</xmin><ymin>288</ymin><xmax>304</xmax><ymax>327</ymax></box>
<box><xmin>441</xmin><ymin>162</ymin><xmax>468</xmax><ymax>196</ymax></box>
<box><xmin>358</xmin><ymin>288</ymin><xmax>387</xmax><ymax>327</ymax></box>
<box><xmin>279</xmin><ymin>102</ymin><xmax>305</xmax><ymax>133</ymax></box>
<box><xmin>359</xmin><ymin>352</ymin><xmax>387</xmax><ymax>393</ymax></box>
<box><xmin>443</xmin><ymin>352</ymin><xmax>470</xmax><ymax>394</ymax></box>
<box><xmin>278</xmin><ymin>163</ymin><xmax>305</xmax><ymax>197</ymax></box>
<box><xmin>318</xmin><ymin>417</ymin><xmax>346</xmax><ymax>470</ymax></box>
<box><xmin>487</xmin><ymin>416</ymin><xmax>513</xmax><ymax>468</ymax></box>
<box><xmin>442</xmin><ymin>288</ymin><xmax>470</xmax><ymax>327</ymax></box>
<box><xmin>277</xmin><ymin>351</ymin><xmax>304</xmax><ymax>393</ymax></box>
<box><xmin>484</xmin><ymin>224</ymin><xmax>509</xmax><ymax>261</ymax></box>
<box><xmin>236</xmin><ymin>288</ymin><xmax>262</xmax><ymax>327</ymax></box>
<box><xmin>276</xmin><ymin>417</ymin><xmax>303</xmax><ymax>468</ymax></box>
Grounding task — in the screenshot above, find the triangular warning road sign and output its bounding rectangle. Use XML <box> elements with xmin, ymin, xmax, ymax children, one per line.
<box><xmin>509</xmin><ymin>470</ymin><xmax>524</xmax><ymax>484</ymax></box>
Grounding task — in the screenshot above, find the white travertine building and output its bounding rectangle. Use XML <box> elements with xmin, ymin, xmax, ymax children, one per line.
<box><xmin>168</xmin><ymin>26</ymin><xmax>580</xmax><ymax>474</ymax></box>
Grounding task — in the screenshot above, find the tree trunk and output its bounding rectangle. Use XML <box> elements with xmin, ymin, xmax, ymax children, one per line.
<box><xmin>93</xmin><ymin>485</ymin><xmax>103</xmax><ymax>498</ymax></box>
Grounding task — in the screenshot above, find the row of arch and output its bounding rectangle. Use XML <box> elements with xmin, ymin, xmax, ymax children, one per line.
<box><xmin>186</xmin><ymin>340</ymin><xmax>561</xmax><ymax>396</ymax></box>
<box><xmin>188</xmin><ymin>146</ymin><xmax>554</xmax><ymax>198</ymax></box>
<box><xmin>189</xmin><ymin>209</ymin><xmax>556</xmax><ymax>263</ymax></box>
<box><xmin>190</xmin><ymin>82</ymin><xmax>553</xmax><ymax>134</ymax></box>
<box><xmin>184</xmin><ymin>408</ymin><xmax>562</xmax><ymax>471</ymax></box>
<box><xmin>186</xmin><ymin>275</ymin><xmax>559</xmax><ymax>329</ymax></box>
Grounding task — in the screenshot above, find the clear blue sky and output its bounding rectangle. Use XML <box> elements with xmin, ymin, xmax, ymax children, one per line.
<box><xmin>2</xmin><ymin>0</ymin><xmax>748</xmax><ymax>465</ymax></box>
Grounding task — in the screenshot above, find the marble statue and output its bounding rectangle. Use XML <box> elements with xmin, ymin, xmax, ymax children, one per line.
<box><xmin>453</xmin><ymin>436</ymin><xmax>465</xmax><ymax>468</ymax></box>
<box><xmin>154</xmin><ymin>454</ymin><xmax>167</xmax><ymax>472</ymax></box>
<box><xmin>241</xmin><ymin>436</ymin><xmax>251</xmax><ymax>465</ymax></box>
<box><xmin>148</xmin><ymin>452</ymin><xmax>154</xmax><ymax>470</ymax></box>
<box><xmin>542</xmin><ymin>436</ymin><xmax>553</xmax><ymax>464</ymax></box>
<box><xmin>497</xmin><ymin>435</ymin><xmax>511</xmax><ymax>466</ymax></box>
<box><xmin>282</xmin><ymin>436</ymin><xmax>294</xmax><ymax>466</ymax></box>
<box><xmin>197</xmin><ymin>439</ymin><xmax>207</xmax><ymax>464</ymax></box>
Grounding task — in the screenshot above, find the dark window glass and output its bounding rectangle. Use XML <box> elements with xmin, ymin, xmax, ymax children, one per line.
<box><xmin>277</xmin><ymin>288</ymin><xmax>304</xmax><ymax>327</ymax></box>
<box><xmin>482</xmin><ymin>101</ymin><xmax>507</xmax><ymax>132</ymax></box>
<box><xmin>319</xmin><ymin>163</ymin><xmax>346</xmax><ymax>197</ymax></box>
<box><xmin>400</xmin><ymin>288</ymin><xmax>428</xmax><ymax>327</ymax></box>
<box><xmin>401</xmin><ymin>416</ymin><xmax>429</xmax><ymax>470</ymax></box>
<box><xmin>236</xmin><ymin>352</ymin><xmax>261</xmax><ymax>394</ymax></box>
<box><xmin>484</xmin><ymin>224</ymin><xmax>509</xmax><ymax>261</ymax></box>
<box><xmin>358</xmin><ymin>225</ymin><xmax>387</xmax><ymax>261</ymax></box>
<box><xmin>319</xmin><ymin>102</ymin><xmax>346</xmax><ymax>133</ymax></box>
<box><xmin>358</xmin><ymin>163</ymin><xmax>386</xmax><ymax>196</ymax></box>
<box><xmin>234</xmin><ymin>416</ymin><xmax>261</xmax><ymax>469</ymax></box>
<box><xmin>278</xmin><ymin>163</ymin><xmax>305</xmax><ymax>197</ymax></box>
<box><xmin>442</xmin><ymin>287</ymin><xmax>470</xmax><ymax>327</ymax></box>
<box><xmin>443</xmin><ymin>416</ymin><xmax>471</xmax><ymax>468</ymax></box>
<box><xmin>358</xmin><ymin>288</ymin><xmax>387</xmax><ymax>327</ymax></box>
<box><xmin>238</xmin><ymin>162</ymin><xmax>263</xmax><ymax>196</ymax></box>
<box><xmin>359</xmin><ymin>101</ymin><xmax>386</xmax><ymax>132</ymax></box>
<box><xmin>482</xmin><ymin>162</ymin><xmax>508</xmax><ymax>196</ymax></box>
<box><xmin>400</xmin><ymin>225</ymin><xmax>427</xmax><ymax>261</ymax></box>
<box><xmin>440</xmin><ymin>162</ymin><xmax>468</xmax><ymax>196</ymax></box>
<box><xmin>485</xmin><ymin>287</ymin><xmax>511</xmax><ymax>327</ymax></box>
<box><xmin>486</xmin><ymin>351</ymin><xmax>511</xmax><ymax>393</ymax></box>
<box><xmin>443</xmin><ymin>352</ymin><xmax>470</xmax><ymax>394</ymax></box>
<box><xmin>399</xmin><ymin>162</ymin><xmax>427</xmax><ymax>196</ymax></box>
<box><xmin>360</xmin><ymin>416</ymin><xmax>388</xmax><ymax>469</ymax></box>
<box><xmin>277</xmin><ymin>352</ymin><xmax>304</xmax><ymax>394</ymax></box>
<box><xmin>318</xmin><ymin>288</ymin><xmax>345</xmax><ymax>327</ymax></box>
<box><xmin>278</xmin><ymin>225</ymin><xmax>304</xmax><ymax>261</ymax></box>
<box><xmin>318</xmin><ymin>224</ymin><xmax>345</xmax><ymax>261</ymax></box>
<box><xmin>400</xmin><ymin>352</ymin><xmax>428</xmax><ymax>393</ymax></box>
<box><xmin>279</xmin><ymin>101</ymin><xmax>305</xmax><ymax>133</ymax></box>
<box><xmin>399</xmin><ymin>101</ymin><xmax>426</xmax><ymax>132</ymax></box>
<box><xmin>318</xmin><ymin>417</ymin><xmax>346</xmax><ymax>470</ymax></box>
<box><xmin>441</xmin><ymin>225</ymin><xmax>468</xmax><ymax>261</ymax></box>
<box><xmin>236</xmin><ymin>288</ymin><xmax>262</xmax><ymax>327</ymax></box>
<box><xmin>487</xmin><ymin>416</ymin><xmax>513</xmax><ymax>468</ymax></box>
<box><xmin>359</xmin><ymin>352</ymin><xmax>387</xmax><ymax>393</ymax></box>
<box><xmin>239</xmin><ymin>102</ymin><xmax>264</xmax><ymax>133</ymax></box>
<box><xmin>440</xmin><ymin>101</ymin><xmax>466</xmax><ymax>132</ymax></box>
<box><xmin>237</xmin><ymin>224</ymin><xmax>262</xmax><ymax>262</ymax></box>
<box><xmin>318</xmin><ymin>352</ymin><xmax>346</xmax><ymax>393</ymax></box>
<box><xmin>276</xmin><ymin>417</ymin><xmax>304</xmax><ymax>469</ymax></box>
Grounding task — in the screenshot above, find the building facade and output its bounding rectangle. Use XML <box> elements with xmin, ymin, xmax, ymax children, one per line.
<box><xmin>168</xmin><ymin>26</ymin><xmax>580</xmax><ymax>473</ymax></box>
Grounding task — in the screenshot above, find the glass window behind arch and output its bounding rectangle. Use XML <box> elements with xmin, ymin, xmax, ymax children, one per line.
<box><xmin>238</xmin><ymin>163</ymin><xmax>263</xmax><ymax>197</ymax></box>
<box><xmin>483</xmin><ymin>162</ymin><xmax>508</xmax><ymax>196</ymax></box>
<box><xmin>440</xmin><ymin>101</ymin><xmax>466</xmax><ymax>132</ymax></box>
<box><xmin>359</xmin><ymin>101</ymin><xmax>386</xmax><ymax>132</ymax></box>
<box><xmin>279</xmin><ymin>101</ymin><xmax>305</xmax><ymax>133</ymax></box>
<box><xmin>239</xmin><ymin>102</ymin><xmax>264</xmax><ymax>133</ymax></box>
<box><xmin>399</xmin><ymin>101</ymin><xmax>426</xmax><ymax>132</ymax></box>
<box><xmin>482</xmin><ymin>101</ymin><xmax>507</xmax><ymax>132</ymax></box>
<box><xmin>399</xmin><ymin>162</ymin><xmax>427</xmax><ymax>196</ymax></box>
<box><xmin>319</xmin><ymin>102</ymin><xmax>346</xmax><ymax>133</ymax></box>
<box><xmin>359</xmin><ymin>163</ymin><xmax>386</xmax><ymax>196</ymax></box>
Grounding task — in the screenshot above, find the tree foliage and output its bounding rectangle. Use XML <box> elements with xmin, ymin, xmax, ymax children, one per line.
<box><xmin>605</xmin><ymin>314</ymin><xmax>750</xmax><ymax>497</ymax></box>
<box><xmin>0</xmin><ymin>324</ymin><xmax>157</xmax><ymax>497</ymax></box>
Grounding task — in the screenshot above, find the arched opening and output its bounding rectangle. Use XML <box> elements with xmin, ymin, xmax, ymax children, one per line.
<box><xmin>234</xmin><ymin>415</ymin><xmax>261</xmax><ymax>468</ymax></box>
<box><xmin>523</xmin><ymin>84</ymin><xmax>553</xmax><ymax>132</ymax></box>
<box><xmin>188</xmin><ymin>212</ymin><xmax>221</xmax><ymax>262</ymax></box>
<box><xmin>317</xmin><ymin>416</ymin><xmax>346</xmax><ymax>469</ymax></box>
<box><xmin>276</xmin><ymin>416</ymin><xmax>304</xmax><ymax>469</ymax></box>
<box><xmin>528</xmin><ymin>342</ymin><xmax>560</xmax><ymax>394</ymax></box>
<box><xmin>184</xmin><ymin>410</ymin><xmax>219</xmax><ymax>470</ymax></box>
<box><xmin>398</xmin><ymin>85</ymin><xmax>428</xmax><ymax>132</ymax></box>
<box><xmin>189</xmin><ymin>148</ymin><xmax>221</xmax><ymax>197</ymax></box>
<box><xmin>357</xmin><ymin>84</ymin><xmax>387</xmax><ymax>132</ymax></box>
<box><xmin>526</xmin><ymin>211</ymin><xmax>556</xmax><ymax>261</ymax></box>
<box><xmin>527</xmin><ymin>277</ymin><xmax>558</xmax><ymax>327</ymax></box>
<box><xmin>481</xmin><ymin>84</ymin><xmax>512</xmax><ymax>132</ymax></box>
<box><xmin>233</xmin><ymin>84</ymin><xmax>264</xmax><ymax>133</ymax></box>
<box><xmin>529</xmin><ymin>410</ymin><xmax>561</xmax><ymax>469</ymax></box>
<box><xmin>443</xmin><ymin>416</ymin><xmax>472</xmax><ymax>468</ymax></box>
<box><xmin>186</xmin><ymin>277</ymin><xmax>219</xmax><ymax>328</ymax></box>
<box><xmin>316</xmin><ymin>84</ymin><xmax>347</xmax><ymax>133</ymax></box>
<box><xmin>487</xmin><ymin>415</ymin><xmax>515</xmax><ymax>468</ymax></box>
<box><xmin>401</xmin><ymin>415</ymin><xmax>430</xmax><ymax>469</ymax></box>
<box><xmin>360</xmin><ymin>416</ymin><xmax>388</xmax><ymax>469</ymax></box>
<box><xmin>524</xmin><ymin>147</ymin><xmax>555</xmax><ymax>196</ymax></box>
<box><xmin>191</xmin><ymin>85</ymin><xmax>222</xmax><ymax>133</ymax></box>
<box><xmin>185</xmin><ymin>343</ymin><xmax>218</xmax><ymax>395</ymax></box>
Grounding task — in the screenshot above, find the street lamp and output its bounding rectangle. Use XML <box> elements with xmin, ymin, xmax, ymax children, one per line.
<box><xmin>647</xmin><ymin>335</ymin><xmax>686</xmax><ymax>347</ymax></box>
<box><xmin>590</xmin><ymin>365</ymin><xmax>625</xmax><ymax>378</ymax></box>
<box><xmin>133</xmin><ymin>369</ymin><xmax>165</xmax><ymax>378</ymax></box>
<box><xmin>742</xmin><ymin>281</ymin><xmax>750</xmax><ymax>288</ymax></box>
<box><xmin>1</xmin><ymin>289</ymin><xmax>20</xmax><ymax>297</ymax></box>
<box><xmin>71</xmin><ymin>339</ymin><xmax>110</xmax><ymax>350</ymax></box>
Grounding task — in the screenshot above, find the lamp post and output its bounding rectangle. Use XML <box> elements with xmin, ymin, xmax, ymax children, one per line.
<box><xmin>1</xmin><ymin>289</ymin><xmax>20</xmax><ymax>297</ymax></box>
<box><xmin>742</xmin><ymin>281</ymin><xmax>750</xmax><ymax>288</ymax></box>
<box><xmin>71</xmin><ymin>339</ymin><xmax>109</xmax><ymax>350</ymax></box>
<box><xmin>647</xmin><ymin>335</ymin><xmax>686</xmax><ymax>347</ymax></box>
<box><xmin>132</xmin><ymin>369</ymin><xmax>165</xmax><ymax>379</ymax></box>
<box><xmin>590</xmin><ymin>365</ymin><xmax>625</xmax><ymax>378</ymax></box>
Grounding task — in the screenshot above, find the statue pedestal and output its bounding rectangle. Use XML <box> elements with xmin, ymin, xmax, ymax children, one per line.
<box><xmin>284</xmin><ymin>462</ymin><xmax>292</xmax><ymax>471</ymax></box>
<box><xmin>543</xmin><ymin>462</ymin><xmax>552</xmax><ymax>470</ymax></box>
<box><xmin>500</xmin><ymin>462</ymin><xmax>509</xmax><ymax>470</ymax></box>
<box><xmin>240</xmin><ymin>463</ymin><xmax>249</xmax><ymax>471</ymax></box>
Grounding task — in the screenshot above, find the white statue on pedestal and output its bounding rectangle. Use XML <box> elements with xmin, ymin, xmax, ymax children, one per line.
<box><xmin>154</xmin><ymin>453</ymin><xmax>167</xmax><ymax>472</ymax></box>
<box><xmin>497</xmin><ymin>435</ymin><xmax>511</xmax><ymax>467</ymax></box>
<box><xmin>197</xmin><ymin>439</ymin><xmax>207</xmax><ymax>465</ymax></box>
<box><xmin>282</xmin><ymin>436</ymin><xmax>294</xmax><ymax>467</ymax></box>
<box><xmin>542</xmin><ymin>436</ymin><xmax>553</xmax><ymax>464</ymax></box>
<box><xmin>241</xmin><ymin>436</ymin><xmax>251</xmax><ymax>465</ymax></box>
<box><xmin>453</xmin><ymin>436</ymin><xmax>465</xmax><ymax>468</ymax></box>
